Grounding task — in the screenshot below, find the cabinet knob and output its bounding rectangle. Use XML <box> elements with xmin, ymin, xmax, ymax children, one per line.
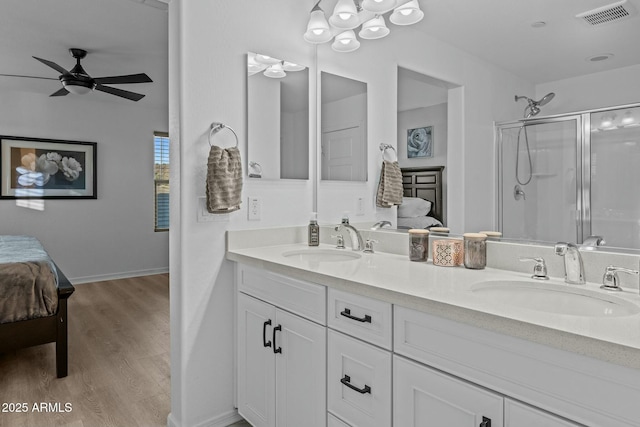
<box><xmin>479</xmin><ymin>416</ymin><xmax>491</xmax><ymax>427</ymax></box>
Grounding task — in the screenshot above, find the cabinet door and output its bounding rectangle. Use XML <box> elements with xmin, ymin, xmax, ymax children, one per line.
<box><xmin>505</xmin><ymin>399</ymin><xmax>580</xmax><ymax>427</ymax></box>
<box><xmin>394</xmin><ymin>355</ymin><xmax>503</xmax><ymax>427</ymax></box>
<box><xmin>274</xmin><ymin>309</ymin><xmax>326</xmax><ymax>427</ymax></box>
<box><xmin>237</xmin><ymin>293</ymin><xmax>276</xmax><ymax>427</ymax></box>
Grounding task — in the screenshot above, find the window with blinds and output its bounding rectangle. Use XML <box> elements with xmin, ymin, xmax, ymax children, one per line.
<box><xmin>154</xmin><ymin>132</ymin><xmax>169</xmax><ymax>231</ymax></box>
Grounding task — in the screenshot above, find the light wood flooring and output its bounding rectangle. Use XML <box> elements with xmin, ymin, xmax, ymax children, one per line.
<box><xmin>0</xmin><ymin>274</ymin><xmax>170</xmax><ymax>427</ymax></box>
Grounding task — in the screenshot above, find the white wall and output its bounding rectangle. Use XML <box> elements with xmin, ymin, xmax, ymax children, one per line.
<box><xmin>0</xmin><ymin>90</ymin><xmax>168</xmax><ymax>282</ymax></box>
<box><xmin>536</xmin><ymin>64</ymin><xmax>640</xmax><ymax>115</ymax></box>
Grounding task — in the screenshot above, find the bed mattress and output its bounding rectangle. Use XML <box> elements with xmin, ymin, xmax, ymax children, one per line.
<box><xmin>0</xmin><ymin>235</ymin><xmax>59</xmax><ymax>324</ymax></box>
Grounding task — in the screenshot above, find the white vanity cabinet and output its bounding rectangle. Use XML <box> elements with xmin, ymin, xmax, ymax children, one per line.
<box><xmin>236</xmin><ymin>266</ymin><xmax>326</xmax><ymax>427</ymax></box>
<box><xmin>504</xmin><ymin>399</ymin><xmax>581</xmax><ymax>427</ymax></box>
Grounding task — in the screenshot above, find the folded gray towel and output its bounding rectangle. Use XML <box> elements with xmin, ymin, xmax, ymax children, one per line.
<box><xmin>206</xmin><ymin>146</ymin><xmax>243</xmax><ymax>213</ymax></box>
<box><xmin>376</xmin><ymin>160</ymin><xmax>403</xmax><ymax>208</ymax></box>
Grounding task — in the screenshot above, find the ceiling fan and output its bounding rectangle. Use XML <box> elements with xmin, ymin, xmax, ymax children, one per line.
<box><xmin>30</xmin><ymin>48</ymin><xmax>153</xmax><ymax>101</ymax></box>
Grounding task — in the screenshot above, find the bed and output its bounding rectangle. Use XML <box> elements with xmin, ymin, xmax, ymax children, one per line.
<box><xmin>398</xmin><ymin>166</ymin><xmax>445</xmax><ymax>229</ymax></box>
<box><xmin>0</xmin><ymin>235</ymin><xmax>74</xmax><ymax>378</ymax></box>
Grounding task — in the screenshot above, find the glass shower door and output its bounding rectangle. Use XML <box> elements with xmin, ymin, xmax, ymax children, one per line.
<box><xmin>498</xmin><ymin>117</ymin><xmax>581</xmax><ymax>243</ymax></box>
<box><xmin>588</xmin><ymin>106</ymin><xmax>640</xmax><ymax>249</ymax></box>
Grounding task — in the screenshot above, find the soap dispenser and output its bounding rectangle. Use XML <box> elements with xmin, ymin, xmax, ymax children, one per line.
<box><xmin>309</xmin><ymin>213</ymin><xmax>319</xmax><ymax>246</ymax></box>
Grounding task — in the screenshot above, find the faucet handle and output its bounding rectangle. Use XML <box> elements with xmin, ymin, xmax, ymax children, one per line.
<box><xmin>519</xmin><ymin>257</ymin><xmax>549</xmax><ymax>280</ymax></box>
<box><xmin>332</xmin><ymin>234</ymin><xmax>345</xmax><ymax>249</ymax></box>
<box><xmin>601</xmin><ymin>265</ymin><xmax>639</xmax><ymax>291</ymax></box>
<box><xmin>363</xmin><ymin>239</ymin><xmax>379</xmax><ymax>254</ymax></box>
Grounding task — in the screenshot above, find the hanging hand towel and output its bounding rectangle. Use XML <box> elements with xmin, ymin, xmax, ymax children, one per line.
<box><xmin>206</xmin><ymin>145</ymin><xmax>243</xmax><ymax>213</ymax></box>
<box><xmin>376</xmin><ymin>160</ymin><xmax>403</xmax><ymax>208</ymax></box>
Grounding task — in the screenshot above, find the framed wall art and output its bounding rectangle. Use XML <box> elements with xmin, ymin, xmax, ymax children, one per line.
<box><xmin>407</xmin><ymin>126</ymin><xmax>433</xmax><ymax>158</ymax></box>
<box><xmin>0</xmin><ymin>136</ymin><xmax>97</xmax><ymax>199</ymax></box>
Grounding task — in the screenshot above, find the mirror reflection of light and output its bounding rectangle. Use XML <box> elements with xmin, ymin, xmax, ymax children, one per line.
<box><xmin>622</xmin><ymin>111</ymin><xmax>635</xmax><ymax>125</ymax></box>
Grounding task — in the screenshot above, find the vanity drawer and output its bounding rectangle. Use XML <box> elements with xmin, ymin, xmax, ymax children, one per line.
<box><xmin>327</xmin><ymin>288</ymin><xmax>392</xmax><ymax>350</ymax></box>
<box><xmin>237</xmin><ymin>264</ymin><xmax>326</xmax><ymax>324</ymax></box>
<box><xmin>327</xmin><ymin>329</ymin><xmax>391</xmax><ymax>427</ymax></box>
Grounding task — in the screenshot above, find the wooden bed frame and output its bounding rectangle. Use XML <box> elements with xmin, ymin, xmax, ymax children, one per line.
<box><xmin>0</xmin><ymin>264</ymin><xmax>75</xmax><ymax>378</ymax></box>
<box><xmin>401</xmin><ymin>166</ymin><xmax>445</xmax><ymax>224</ymax></box>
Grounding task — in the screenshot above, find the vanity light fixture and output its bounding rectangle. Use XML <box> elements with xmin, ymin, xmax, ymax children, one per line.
<box><xmin>600</xmin><ymin>113</ymin><xmax>617</xmax><ymax>128</ymax></box>
<box><xmin>621</xmin><ymin>110</ymin><xmax>635</xmax><ymax>125</ymax></box>
<box><xmin>304</xmin><ymin>0</ymin><xmax>424</xmax><ymax>52</ymax></box>
<box><xmin>248</xmin><ymin>53</ymin><xmax>307</xmax><ymax>79</ymax></box>
<box><xmin>263</xmin><ymin>62</ymin><xmax>287</xmax><ymax>78</ymax></box>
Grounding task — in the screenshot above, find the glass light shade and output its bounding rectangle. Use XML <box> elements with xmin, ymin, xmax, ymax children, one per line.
<box><xmin>329</xmin><ymin>0</ymin><xmax>360</xmax><ymax>29</ymax></box>
<box><xmin>600</xmin><ymin>114</ymin><xmax>616</xmax><ymax>128</ymax></box>
<box><xmin>263</xmin><ymin>63</ymin><xmax>286</xmax><ymax>78</ymax></box>
<box><xmin>282</xmin><ymin>61</ymin><xmax>306</xmax><ymax>72</ymax></box>
<box><xmin>359</xmin><ymin>15</ymin><xmax>390</xmax><ymax>39</ymax></box>
<box><xmin>331</xmin><ymin>30</ymin><xmax>361</xmax><ymax>53</ymax></box>
<box><xmin>622</xmin><ymin>111</ymin><xmax>635</xmax><ymax>125</ymax></box>
<box><xmin>254</xmin><ymin>54</ymin><xmax>281</xmax><ymax>65</ymax></box>
<box><xmin>361</xmin><ymin>0</ymin><xmax>397</xmax><ymax>14</ymax></box>
<box><xmin>389</xmin><ymin>0</ymin><xmax>424</xmax><ymax>25</ymax></box>
<box><xmin>247</xmin><ymin>53</ymin><xmax>268</xmax><ymax>75</ymax></box>
<box><xmin>62</xmin><ymin>82</ymin><xmax>93</xmax><ymax>95</ymax></box>
<box><xmin>304</xmin><ymin>9</ymin><xmax>333</xmax><ymax>43</ymax></box>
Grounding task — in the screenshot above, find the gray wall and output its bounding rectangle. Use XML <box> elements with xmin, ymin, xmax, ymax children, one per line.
<box><xmin>0</xmin><ymin>90</ymin><xmax>169</xmax><ymax>282</ymax></box>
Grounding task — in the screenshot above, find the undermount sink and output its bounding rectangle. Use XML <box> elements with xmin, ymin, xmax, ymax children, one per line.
<box><xmin>471</xmin><ymin>280</ymin><xmax>640</xmax><ymax>317</ymax></box>
<box><xmin>282</xmin><ymin>248</ymin><xmax>362</xmax><ymax>263</ymax></box>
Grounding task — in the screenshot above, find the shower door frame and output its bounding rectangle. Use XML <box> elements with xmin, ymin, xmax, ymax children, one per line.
<box><xmin>497</xmin><ymin>101</ymin><xmax>640</xmax><ymax>245</ymax></box>
<box><xmin>496</xmin><ymin>114</ymin><xmax>584</xmax><ymax>243</ymax></box>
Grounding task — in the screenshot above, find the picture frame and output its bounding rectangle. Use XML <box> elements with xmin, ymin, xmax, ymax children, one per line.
<box><xmin>0</xmin><ymin>136</ymin><xmax>97</xmax><ymax>199</ymax></box>
<box><xmin>407</xmin><ymin>126</ymin><xmax>433</xmax><ymax>158</ymax></box>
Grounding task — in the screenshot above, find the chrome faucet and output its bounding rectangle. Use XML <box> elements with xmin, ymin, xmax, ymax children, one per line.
<box><xmin>335</xmin><ymin>223</ymin><xmax>364</xmax><ymax>251</ymax></box>
<box><xmin>554</xmin><ymin>242</ymin><xmax>585</xmax><ymax>285</ymax></box>
<box><xmin>370</xmin><ymin>221</ymin><xmax>392</xmax><ymax>230</ymax></box>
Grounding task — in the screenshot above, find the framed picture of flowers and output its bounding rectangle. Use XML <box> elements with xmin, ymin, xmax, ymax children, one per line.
<box><xmin>407</xmin><ymin>126</ymin><xmax>433</xmax><ymax>158</ymax></box>
<box><xmin>0</xmin><ymin>136</ymin><xmax>97</xmax><ymax>199</ymax></box>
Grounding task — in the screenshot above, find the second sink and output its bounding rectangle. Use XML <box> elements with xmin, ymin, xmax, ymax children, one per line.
<box><xmin>471</xmin><ymin>280</ymin><xmax>640</xmax><ymax>317</ymax></box>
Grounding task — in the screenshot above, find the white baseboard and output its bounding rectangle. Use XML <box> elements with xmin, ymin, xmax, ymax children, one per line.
<box><xmin>70</xmin><ymin>267</ymin><xmax>169</xmax><ymax>284</ymax></box>
<box><xmin>167</xmin><ymin>409</ymin><xmax>243</xmax><ymax>427</ymax></box>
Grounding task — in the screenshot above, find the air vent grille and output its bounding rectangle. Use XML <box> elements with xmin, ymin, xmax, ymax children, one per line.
<box><xmin>576</xmin><ymin>0</ymin><xmax>637</xmax><ymax>26</ymax></box>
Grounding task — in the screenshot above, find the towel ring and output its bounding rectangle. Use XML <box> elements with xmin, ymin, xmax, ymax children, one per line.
<box><xmin>208</xmin><ymin>122</ymin><xmax>239</xmax><ymax>148</ymax></box>
<box><xmin>379</xmin><ymin>143</ymin><xmax>397</xmax><ymax>161</ymax></box>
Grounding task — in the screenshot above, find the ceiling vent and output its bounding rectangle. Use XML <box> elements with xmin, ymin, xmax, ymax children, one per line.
<box><xmin>576</xmin><ymin>0</ymin><xmax>637</xmax><ymax>26</ymax></box>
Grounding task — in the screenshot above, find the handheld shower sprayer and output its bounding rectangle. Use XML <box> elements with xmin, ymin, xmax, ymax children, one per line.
<box><xmin>513</xmin><ymin>92</ymin><xmax>556</xmax><ymax>187</ymax></box>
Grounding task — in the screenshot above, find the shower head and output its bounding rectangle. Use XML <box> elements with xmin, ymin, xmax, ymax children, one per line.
<box><xmin>515</xmin><ymin>92</ymin><xmax>555</xmax><ymax>117</ymax></box>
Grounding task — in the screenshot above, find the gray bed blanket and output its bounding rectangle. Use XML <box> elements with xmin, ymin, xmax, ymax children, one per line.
<box><xmin>0</xmin><ymin>235</ymin><xmax>59</xmax><ymax>324</ymax></box>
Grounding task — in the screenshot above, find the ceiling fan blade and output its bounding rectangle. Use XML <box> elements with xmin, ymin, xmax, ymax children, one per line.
<box><xmin>0</xmin><ymin>73</ymin><xmax>59</xmax><ymax>81</ymax></box>
<box><xmin>93</xmin><ymin>73</ymin><xmax>153</xmax><ymax>85</ymax></box>
<box><xmin>50</xmin><ymin>87</ymin><xmax>69</xmax><ymax>97</ymax></box>
<box><xmin>33</xmin><ymin>56</ymin><xmax>71</xmax><ymax>76</ymax></box>
<box><xmin>94</xmin><ymin>84</ymin><xmax>145</xmax><ymax>101</ymax></box>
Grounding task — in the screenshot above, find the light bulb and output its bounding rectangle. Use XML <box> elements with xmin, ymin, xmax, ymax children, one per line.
<box><xmin>622</xmin><ymin>111</ymin><xmax>634</xmax><ymax>125</ymax></box>
<box><xmin>312</xmin><ymin>29</ymin><xmax>324</xmax><ymax>35</ymax></box>
<box><xmin>339</xmin><ymin>12</ymin><xmax>352</xmax><ymax>20</ymax></box>
<box><xmin>400</xmin><ymin>9</ymin><xmax>412</xmax><ymax>15</ymax></box>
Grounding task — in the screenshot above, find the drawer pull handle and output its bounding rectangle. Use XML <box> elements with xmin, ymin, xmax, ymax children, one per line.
<box><xmin>340</xmin><ymin>375</ymin><xmax>371</xmax><ymax>394</ymax></box>
<box><xmin>480</xmin><ymin>416</ymin><xmax>491</xmax><ymax>427</ymax></box>
<box><xmin>273</xmin><ymin>324</ymin><xmax>282</xmax><ymax>354</ymax></box>
<box><xmin>340</xmin><ymin>308</ymin><xmax>372</xmax><ymax>323</ymax></box>
<box><xmin>263</xmin><ymin>319</ymin><xmax>272</xmax><ymax>348</ymax></box>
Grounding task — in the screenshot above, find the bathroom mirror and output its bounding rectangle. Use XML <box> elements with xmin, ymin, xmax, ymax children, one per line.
<box><xmin>320</xmin><ymin>71</ymin><xmax>367</xmax><ymax>181</ymax></box>
<box><xmin>247</xmin><ymin>52</ymin><xmax>309</xmax><ymax>180</ymax></box>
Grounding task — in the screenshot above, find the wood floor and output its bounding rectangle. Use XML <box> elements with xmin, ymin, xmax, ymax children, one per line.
<box><xmin>0</xmin><ymin>274</ymin><xmax>170</xmax><ymax>427</ymax></box>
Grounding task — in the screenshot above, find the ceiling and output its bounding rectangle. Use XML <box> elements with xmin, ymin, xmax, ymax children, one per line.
<box><xmin>1</xmin><ymin>0</ymin><xmax>639</xmax><ymax>110</ymax></box>
<box><xmin>0</xmin><ymin>0</ymin><xmax>168</xmax><ymax>109</ymax></box>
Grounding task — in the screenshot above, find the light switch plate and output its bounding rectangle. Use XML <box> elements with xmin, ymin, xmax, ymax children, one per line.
<box><xmin>248</xmin><ymin>197</ymin><xmax>261</xmax><ymax>221</ymax></box>
<box><xmin>197</xmin><ymin>197</ymin><xmax>229</xmax><ymax>222</ymax></box>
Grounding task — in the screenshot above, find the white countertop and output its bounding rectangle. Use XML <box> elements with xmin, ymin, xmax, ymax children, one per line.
<box><xmin>227</xmin><ymin>242</ymin><xmax>640</xmax><ymax>370</ymax></box>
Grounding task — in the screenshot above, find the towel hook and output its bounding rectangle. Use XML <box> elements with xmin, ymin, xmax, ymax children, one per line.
<box><xmin>379</xmin><ymin>143</ymin><xmax>397</xmax><ymax>161</ymax></box>
<box><xmin>208</xmin><ymin>122</ymin><xmax>239</xmax><ymax>148</ymax></box>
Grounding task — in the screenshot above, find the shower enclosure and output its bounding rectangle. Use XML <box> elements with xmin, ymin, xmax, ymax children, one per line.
<box><xmin>496</xmin><ymin>103</ymin><xmax>640</xmax><ymax>250</ymax></box>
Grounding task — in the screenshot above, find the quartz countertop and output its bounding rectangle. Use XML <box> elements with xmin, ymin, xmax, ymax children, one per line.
<box><xmin>227</xmin><ymin>242</ymin><xmax>640</xmax><ymax>370</ymax></box>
